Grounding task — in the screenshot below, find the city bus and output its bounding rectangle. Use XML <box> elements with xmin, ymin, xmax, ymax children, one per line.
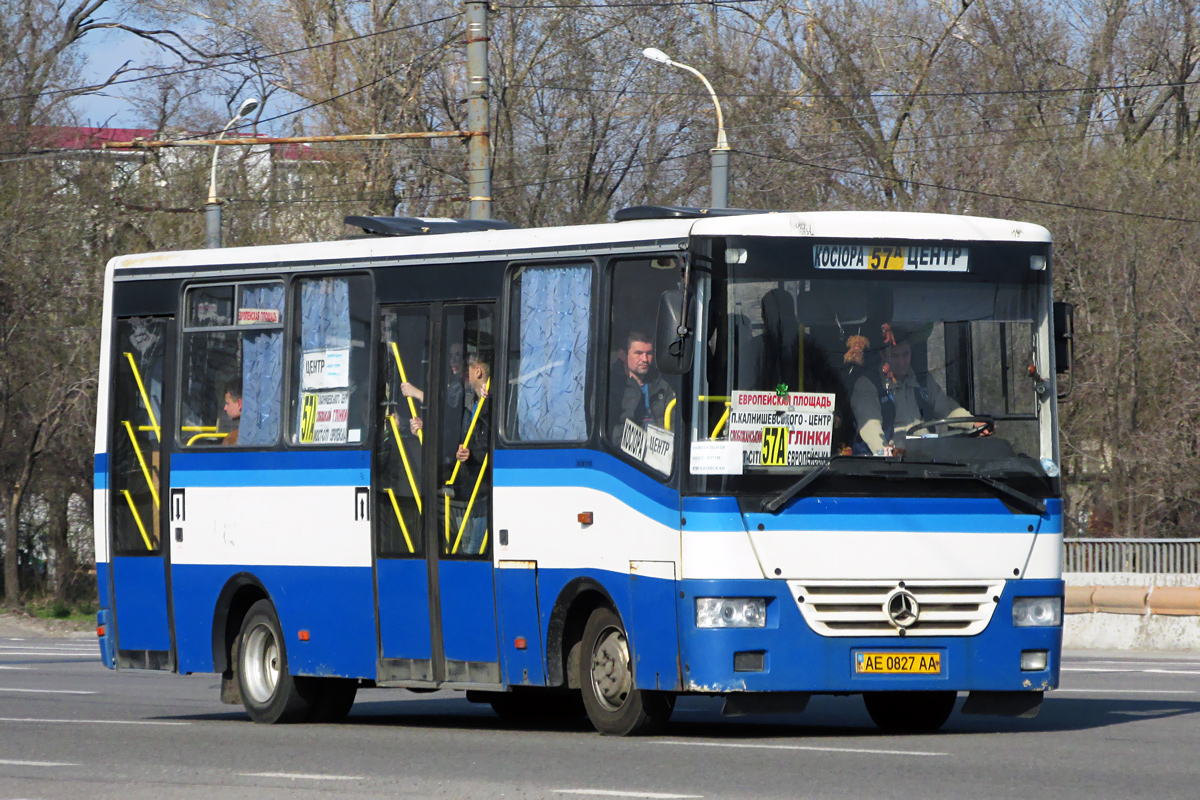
<box><xmin>94</xmin><ymin>206</ymin><xmax>1068</xmax><ymax>735</ymax></box>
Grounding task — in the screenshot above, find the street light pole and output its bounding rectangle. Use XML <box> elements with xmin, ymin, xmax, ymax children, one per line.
<box><xmin>641</xmin><ymin>47</ymin><xmax>730</xmax><ymax>209</ymax></box>
<box><xmin>206</xmin><ymin>97</ymin><xmax>260</xmax><ymax>248</ymax></box>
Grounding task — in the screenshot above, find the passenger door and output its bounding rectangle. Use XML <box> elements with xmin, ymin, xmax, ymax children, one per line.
<box><xmin>107</xmin><ymin>316</ymin><xmax>175</xmax><ymax>668</ymax></box>
<box><xmin>375</xmin><ymin>302</ymin><xmax>500</xmax><ymax>685</ymax></box>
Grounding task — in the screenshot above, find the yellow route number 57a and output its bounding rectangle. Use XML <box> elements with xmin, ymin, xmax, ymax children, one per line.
<box><xmin>761</xmin><ymin>426</ymin><xmax>789</xmax><ymax>466</ymax></box>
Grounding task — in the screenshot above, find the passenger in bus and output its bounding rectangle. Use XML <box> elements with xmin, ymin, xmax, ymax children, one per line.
<box><xmin>453</xmin><ymin>351</ymin><xmax>492</xmax><ymax>554</ymax></box>
<box><xmin>399</xmin><ymin>342</ymin><xmax>464</xmax><ymax>410</ymax></box>
<box><xmin>609</xmin><ymin>330</ymin><xmax>675</xmax><ymax>440</ymax></box>
<box><xmin>850</xmin><ymin>328</ymin><xmax>975</xmax><ymax>455</ymax></box>
<box><xmin>222</xmin><ymin>379</ymin><xmax>242</xmax><ymax>446</ymax></box>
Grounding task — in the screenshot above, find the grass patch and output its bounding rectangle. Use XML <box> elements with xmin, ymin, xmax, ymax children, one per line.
<box><xmin>26</xmin><ymin>598</ymin><xmax>97</xmax><ymax>623</ymax></box>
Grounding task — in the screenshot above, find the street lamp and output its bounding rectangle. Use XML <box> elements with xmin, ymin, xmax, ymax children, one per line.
<box><xmin>641</xmin><ymin>47</ymin><xmax>730</xmax><ymax>209</ymax></box>
<box><xmin>205</xmin><ymin>97</ymin><xmax>261</xmax><ymax>248</ymax></box>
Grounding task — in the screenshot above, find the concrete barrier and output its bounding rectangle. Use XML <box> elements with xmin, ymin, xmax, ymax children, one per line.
<box><xmin>1064</xmin><ymin>585</ymin><xmax>1094</xmax><ymax>614</ymax></box>
<box><xmin>1062</xmin><ymin>574</ymin><xmax>1200</xmax><ymax>651</ymax></box>
<box><xmin>1091</xmin><ymin>585</ymin><xmax>1151</xmax><ymax>614</ymax></box>
<box><xmin>1148</xmin><ymin>587</ymin><xmax>1200</xmax><ymax>616</ymax></box>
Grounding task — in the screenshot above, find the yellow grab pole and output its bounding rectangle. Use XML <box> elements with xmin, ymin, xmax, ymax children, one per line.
<box><xmin>447</xmin><ymin>378</ymin><xmax>490</xmax><ymax>486</ymax></box>
<box><xmin>384</xmin><ymin>488</ymin><xmax>416</xmax><ymax>554</ymax></box>
<box><xmin>122</xmin><ymin>490</ymin><xmax>155</xmax><ymax>550</ymax></box>
<box><xmin>664</xmin><ymin>398</ymin><xmax>677</xmax><ymax>431</ymax></box>
<box><xmin>123</xmin><ymin>421</ymin><xmax>160</xmax><ymax>508</ymax></box>
<box><xmin>710</xmin><ymin>403</ymin><xmax>732</xmax><ymax>440</ymax></box>
<box><xmin>124</xmin><ymin>353</ymin><xmax>160</xmax><ymax>439</ymax></box>
<box><xmin>479</xmin><ymin>530</ymin><xmax>489</xmax><ymax>554</ymax></box>
<box><xmin>389</xmin><ymin>342</ymin><xmax>423</xmax><ymax>444</ymax></box>
<box><xmin>444</xmin><ymin>492</ymin><xmax>451</xmax><ymax>544</ymax></box>
<box><xmin>186</xmin><ymin>432</ymin><xmax>229</xmax><ymax>446</ymax></box>
<box><xmin>451</xmin><ymin>454</ymin><xmax>489</xmax><ymax>555</ymax></box>
<box><xmin>387</xmin><ymin>415</ymin><xmax>423</xmax><ymax>514</ymax></box>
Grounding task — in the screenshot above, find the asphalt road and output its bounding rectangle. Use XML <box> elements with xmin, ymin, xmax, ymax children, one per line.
<box><xmin>1</xmin><ymin>634</ymin><xmax>1198</xmax><ymax>800</ymax></box>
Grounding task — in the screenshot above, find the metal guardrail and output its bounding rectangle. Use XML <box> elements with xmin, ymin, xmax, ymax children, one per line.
<box><xmin>1063</xmin><ymin>539</ymin><xmax>1200</xmax><ymax>574</ymax></box>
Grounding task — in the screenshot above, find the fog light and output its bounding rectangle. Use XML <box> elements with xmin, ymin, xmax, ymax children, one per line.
<box><xmin>1021</xmin><ymin>650</ymin><xmax>1049</xmax><ymax>671</ymax></box>
<box><xmin>733</xmin><ymin>651</ymin><xmax>766</xmax><ymax>672</ymax></box>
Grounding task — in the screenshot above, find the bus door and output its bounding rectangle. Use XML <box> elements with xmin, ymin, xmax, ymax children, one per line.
<box><xmin>374</xmin><ymin>303</ymin><xmax>500</xmax><ymax>686</ymax></box>
<box><xmin>107</xmin><ymin>316</ymin><xmax>175</xmax><ymax>669</ymax></box>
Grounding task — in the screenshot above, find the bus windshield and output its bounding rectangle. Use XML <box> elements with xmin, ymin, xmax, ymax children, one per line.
<box><xmin>693</xmin><ymin>245</ymin><xmax>1055</xmax><ymax>492</ymax></box>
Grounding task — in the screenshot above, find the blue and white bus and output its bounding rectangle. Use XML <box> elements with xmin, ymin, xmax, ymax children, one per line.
<box><xmin>95</xmin><ymin>206</ymin><xmax>1068</xmax><ymax>734</ymax></box>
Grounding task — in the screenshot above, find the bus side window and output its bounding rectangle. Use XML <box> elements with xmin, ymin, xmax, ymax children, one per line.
<box><xmin>179</xmin><ymin>282</ymin><xmax>284</xmax><ymax>447</ymax></box>
<box><xmin>504</xmin><ymin>263</ymin><xmax>592</xmax><ymax>442</ymax></box>
<box><xmin>605</xmin><ymin>257</ymin><xmax>682</xmax><ymax>477</ymax></box>
<box><xmin>291</xmin><ymin>275</ymin><xmax>372</xmax><ymax>446</ymax></box>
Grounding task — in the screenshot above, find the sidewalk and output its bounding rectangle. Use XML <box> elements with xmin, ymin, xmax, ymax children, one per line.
<box><xmin>0</xmin><ymin>612</ymin><xmax>93</xmax><ymax>639</ymax></box>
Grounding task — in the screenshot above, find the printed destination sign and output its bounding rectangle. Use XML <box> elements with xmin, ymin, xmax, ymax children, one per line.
<box><xmin>301</xmin><ymin>348</ymin><xmax>350</xmax><ymax>390</ymax></box>
<box><xmin>690</xmin><ymin>440</ymin><xmax>743</xmax><ymax>475</ymax></box>
<box><xmin>812</xmin><ymin>243</ymin><xmax>969</xmax><ymax>272</ymax></box>
<box><xmin>299</xmin><ymin>390</ymin><xmax>350</xmax><ymax>444</ymax></box>
<box><xmin>728</xmin><ymin>391</ymin><xmax>836</xmax><ymax>468</ymax></box>
<box><xmin>237</xmin><ymin>308</ymin><xmax>280</xmax><ymax>325</ymax></box>
<box><xmin>621</xmin><ymin>419</ymin><xmax>674</xmax><ymax>476</ymax></box>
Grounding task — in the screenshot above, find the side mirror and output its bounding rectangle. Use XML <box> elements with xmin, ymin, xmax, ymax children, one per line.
<box><xmin>655</xmin><ymin>290</ymin><xmax>694</xmax><ymax>374</ymax></box>
<box><xmin>1053</xmin><ymin>301</ymin><xmax>1073</xmax><ymax>399</ymax></box>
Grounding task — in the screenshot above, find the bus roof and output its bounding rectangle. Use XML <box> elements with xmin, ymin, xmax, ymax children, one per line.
<box><xmin>106</xmin><ymin>210</ymin><xmax>1051</xmax><ymax>278</ymax></box>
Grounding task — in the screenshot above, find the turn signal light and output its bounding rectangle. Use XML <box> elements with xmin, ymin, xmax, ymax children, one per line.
<box><xmin>514</xmin><ymin>637</ymin><xmax>527</xmax><ymax>650</ymax></box>
<box><xmin>96</xmin><ymin>625</ymin><xmax>105</xmax><ymax>637</ymax></box>
<box><xmin>578</xmin><ymin>512</ymin><xmax>594</xmax><ymax>525</ymax></box>
<box><xmin>298</xmin><ymin>630</ymin><xmax>310</xmax><ymax>641</ymax></box>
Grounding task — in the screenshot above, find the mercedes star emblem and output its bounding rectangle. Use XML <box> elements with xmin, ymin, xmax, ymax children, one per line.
<box><xmin>884</xmin><ymin>587</ymin><xmax>920</xmax><ymax>629</ymax></box>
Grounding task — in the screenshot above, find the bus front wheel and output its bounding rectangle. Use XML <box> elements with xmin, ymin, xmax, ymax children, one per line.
<box><xmin>236</xmin><ymin>599</ymin><xmax>312</xmax><ymax>724</ymax></box>
<box><xmin>863</xmin><ymin>690</ymin><xmax>956</xmax><ymax>733</ymax></box>
<box><xmin>579</xmin><ymin>607</ymin><xmax>673</xmax><ymax>736</ymax></box>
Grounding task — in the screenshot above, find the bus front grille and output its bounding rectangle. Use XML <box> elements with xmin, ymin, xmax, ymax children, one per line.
<box><xmin>789</xmin><ymin>580</ymin><xmax>1007</xmax><ymax>637</ymax></box>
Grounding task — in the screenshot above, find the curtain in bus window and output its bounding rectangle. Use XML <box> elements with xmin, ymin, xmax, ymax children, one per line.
<box><xmin>517</xmin><ymin>265</ymin><xmax>590</xmax><ymax>440</ymax></box>
<box><xmin>301</xmin><ymin>279</ymin><xmax>351</xmax><ymax>351</ymax></box>
<box><xmin>239</xmin><ymin>284</ymin><xmax>284</xmax><ymax>445</ymax></box>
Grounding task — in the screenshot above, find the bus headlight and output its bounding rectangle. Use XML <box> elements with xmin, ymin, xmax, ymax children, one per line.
<box><xmin>1012</xmin><ymin>596</ymin><xmax>1062</xmax><ymax>627</ymax></box>
<box><xmin>695</xmin><ymin>598</ymin><xmax>767</xmax><ymax>628</ymax></box>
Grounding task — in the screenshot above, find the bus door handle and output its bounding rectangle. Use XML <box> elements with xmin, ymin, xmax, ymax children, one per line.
<box><xmin>171</xmin><ymin>489</ymin><xmax>185</xmax><ymax>543</ymax></box>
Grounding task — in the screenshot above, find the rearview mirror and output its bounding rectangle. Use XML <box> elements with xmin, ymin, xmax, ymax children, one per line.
<box><xmin>655</xmin><ymin>290</ymin><xmax>694</xmax><ymax>374</ymax></box>
<box><xmin>1053</xmin><ymin>301</ymin><xmax>1073</xmax><ymax>399</ymax></box>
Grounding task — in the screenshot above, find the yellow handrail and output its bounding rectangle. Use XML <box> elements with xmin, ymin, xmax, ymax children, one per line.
<box><xmin>444</xmin><ymin>492</ymin><xmax>451</xmax><ymax>544</ymax></box>
<box><xmin>186</xmin><ymin>432</ymin><xmax>229</xmax><ymax>446</ymax></box>
<box><xmin>479</xmin><ymin>530</ymin><xmax>489</xmax><ymax>554</ymax></box>
<box><xmin>123</xmin><ymin>421</ymin><xmax>160</xmax><ymax>509</ymax></box>
<box><xmin>123</xmin><ymin>352</ymin><xmax>160</xmax><ymax>439</ymax></box>
<box><xmin>387</xmin><ymin>414</ymin><xmax>422</xmax><ymax>514</ymax></box>
<box><xmin>664</xmin><ymin>398</ymin><xmax>677</xmax><ymax>431</ymax></box>
<box><xmin>447</xmin><ymin>378</ymin><xmax>490</xmax><ymax>486</ymax></box>
<box><xmin>181</xmin><ymin>425</ymin><xmax>218</xmax><ymax>432</ymax></box>
<box><xmin>384</xmin><ymin>488</ymin><xmax>416</xmax><ymax>554</ymax></box>
<box><xmin>389</xmin><ymin>342</ymin><xmax>423</xmax><ymax>444</ymax></box>
<box><xmin>122</xmin><ymin>489</ymin><xmax>155</xmax><ymax>551</ymax></box>
<box><xmin>698</xmin><ymin>395</ymin><xmax>731</xmax><ymax>402</ymax></box>
<box><xmin>710</xmin><ymin>403</ymin><xmax>733</xmax><ymax>440</ymax></box>
<box><xmin>451</xmin><ymin>453</ymin><xmax>489</xmax><ymax>555</ymax></box>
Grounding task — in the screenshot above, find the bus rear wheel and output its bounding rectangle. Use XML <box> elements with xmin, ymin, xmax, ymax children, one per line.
<box><xmin>579</xmin><ymin>607</ymin><xmax>673</xmax><ymax>736</ymax></box>
<box><xmin>237</xmin><ymin>599</ymin><xmax>313</xmax><ymax>724</ymax></box>
<box><xmin>863</xmin><ymin>690</ymin><xmax>956</xmax><ymax>733</ymax></box>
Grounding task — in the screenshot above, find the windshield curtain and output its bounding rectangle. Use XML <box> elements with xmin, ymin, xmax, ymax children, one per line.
<box><xmin>691</xmin><ymin>255</ymin><xmax>1053</xmax><ymax>490</ymax></box>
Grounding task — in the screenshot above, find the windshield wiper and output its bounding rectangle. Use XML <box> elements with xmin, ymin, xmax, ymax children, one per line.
<box><xmin>759</xmin><ymin>459</ymin><xmax>1047</xmax><ymax>516</ymax></box>
<box><xmin>760</xmin><ymin>458</ymin><xmax>911</xmax><ymax>513</ymax></box>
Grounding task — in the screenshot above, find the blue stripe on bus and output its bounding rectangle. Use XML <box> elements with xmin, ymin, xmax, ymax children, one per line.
<box><xmin>94</xmin><ymin>453</ymin><xmax>109</xmax><ymax>490</ymax></box>
<box><xmin>170</xmin><ymin>450</ymin><xmax>370</xmax><ymax>487</ymax></box>
<box><xmin>740</xmin><ymin>496</ymin><xmax>1063</xmax><ymax>534</ymax></box>
<box><xmin>495</xmin><ymin>449</ymin><xmax>679</xmax><ymax>528</ymax></box>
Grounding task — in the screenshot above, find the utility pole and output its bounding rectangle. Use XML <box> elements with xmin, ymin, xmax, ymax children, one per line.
<box><xmin>465</xmin><ymin>0</ymin><xmax>492</xmax><ymax>220</ymax></box>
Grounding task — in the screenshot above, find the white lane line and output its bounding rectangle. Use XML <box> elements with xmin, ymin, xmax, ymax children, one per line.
<box><xmin>0</xmin><ymin>758</ymin><xmax>80</xmax><ymax>767</ymax></box>
<box><xmin>0</xmin><ymin>652</ymin><xmax>95</xmax><ymax>658</ymax></box>
<box><xmin>1059</xmin><ymin>688</ymin><xmax>1196</xmax><ymax>696</ymax></box>
<box><xmin>0</xmin><ymin>688</ymin><xmax>94</xmax><ymax>695</ymax></box>
<box><xmin>240</xmin><ymin>772</ymin><xmax>364</xmax><ymax>781</ymax></box>
<box><xmin>0</xmin><ymin>718</ymin><xmax>189</xmax><ymax>726</ymax></box>
<box><xmin>0</xmin><ymin>666</ymin><xmax>31</xmax><ymax>670</ymax></box>
<box><xmin>553</xmin><ymin>791</ymin><xmax>703</xmax><ymax>799</ymax></box>
<box><xmin>1062</xmin><ymin>667</ymin><xmax>1200</xmax><ymax>675</ymax></box>
<box><xmin>653</xmin><ymin>741</ymin><xmax>946</xmax><ymax>757</ymax></box>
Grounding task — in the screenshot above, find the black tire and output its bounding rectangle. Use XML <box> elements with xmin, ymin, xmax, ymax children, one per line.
<box><xmin>236</xmin><ymin>599</ymin><xmax>313</xmax><ymax>724</ymax></box>
<box><xmin>305</xmin><ymin>678</ymin><xmax>358</xmax><ymax>723</ymax></box>
<box><xmin>863</xmin><ymin>691</ymin><xmax>956</xmax><ymax>733</ymax></box>
<box><xmin>578</xmin><ymin>607</ymin><xmax>674</xmax><ymax>736</ymax></box>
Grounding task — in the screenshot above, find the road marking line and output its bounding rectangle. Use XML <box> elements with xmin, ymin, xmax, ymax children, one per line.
<box><xmin>653</xmin><ymin>741</ymin><xmax>946</xmax><ymax>757</ymax></box>
<box><xmin>0</xmin><ymin>666</ymin><xmax>30</xmax><ymax>670</ymax></box>
<box><xmin>0</xmin><ymin>688</ymin><xmax>94</xmax><ymax>695</ymax></box>
<box><xmin>0</xmin><ymin>718</ymin><xmax>189</xmax><ymax>726</ymax></box>
<box><xmin>240</xmin><ymin>772</ymin><xmax>364</xmax><ymax>781</ymax></box>
<box><xmin>553</xmin><ymin>791</ymin><xmax>703</xmax><ymax>799</ymax></box>
<box><xmin>0</xmin><ymin>652</ymin><xmax>95</xmax><ymax>657</ymax></box>
<box><xmin>0</xmin><ymin>758</ymin><xmax>80</xmax><ymax>767</ymax></box>
<box><xmin>1054</xmin><ymin>688</ymin><xmax>1197</xmax><ymax>694</ymax></box>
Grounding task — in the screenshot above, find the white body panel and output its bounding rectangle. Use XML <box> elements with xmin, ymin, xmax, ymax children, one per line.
<box><xmin>681</xmin><ymin>529</ymin><xmax>765</xmax><ymax>580</ymax></box>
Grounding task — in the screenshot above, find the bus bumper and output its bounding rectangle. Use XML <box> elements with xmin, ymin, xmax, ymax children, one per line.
<box><xmin>677</xmin><ymin>578</ymin><xmax>1062</xmax><ymax>694</ymax></box>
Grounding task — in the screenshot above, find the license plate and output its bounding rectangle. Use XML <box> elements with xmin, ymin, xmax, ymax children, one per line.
<box><xmin>855</xmin><ymin>651</ymin><xmax>942</xmax><ymax>675</ymax></box>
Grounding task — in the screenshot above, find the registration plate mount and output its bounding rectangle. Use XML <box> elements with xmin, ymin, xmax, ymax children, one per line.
<box><xmin>854</xmin><ymin>651</ymin><xmax>943</xmax><ymax>675</ymax></box>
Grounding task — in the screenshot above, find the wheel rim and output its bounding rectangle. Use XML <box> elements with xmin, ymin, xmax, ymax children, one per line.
<box><xmin>242</xmin><ymin>622</ymin><xmax>280</xmax><ymax>704</ymax></box>
<box><xmin>590</xmin><ymin>625</ymin><xmax>632</xmax><ymax>712</ymax></box>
